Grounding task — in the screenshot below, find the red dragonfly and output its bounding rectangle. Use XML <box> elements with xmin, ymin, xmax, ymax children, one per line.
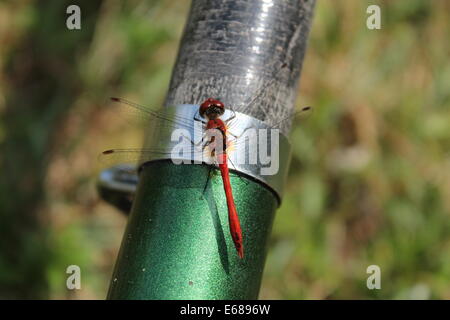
<box><xmin>196</xmin><ymin>97</ymin><xmax>244</xmax><ymax>258</ymax></box>
<box><xmin>104</xmin><ymin>96</ymin><xmax>247</xmax><ymax>258</ymax></box>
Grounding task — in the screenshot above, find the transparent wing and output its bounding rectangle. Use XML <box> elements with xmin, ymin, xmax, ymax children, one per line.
<box><xmin>100</xmin><ymin>103</ymin><xmax>313</xmax><ymax>169</ymax></box>
<box><xmin>269</xmin><ymin>105</ymin><xmax>313</xmax><ymax>129</ymax></box>
<box><xmin>98</xmin><ymin>147</ymin><xmax>216</xmax><ymax>169</ymax></box>
<box><xmin>226</xmin><ymin>105</ymin><xmax>313</xmax><ymax>144</ymax></box>
<box><xmin>108</xmin><ymin>97</ymin><xmax>206</xmax><ymax>135</ymax></box>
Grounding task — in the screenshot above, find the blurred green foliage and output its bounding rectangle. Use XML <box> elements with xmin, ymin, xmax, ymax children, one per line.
<box><xmin>0</xmin><ymin>0</ymin><xmax>449</xmax><ymax>299</ymax></box>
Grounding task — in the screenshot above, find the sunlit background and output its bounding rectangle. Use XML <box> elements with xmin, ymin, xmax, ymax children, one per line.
<box><xmin>0</xmin><ymin>0</ymin><xmax>449</xmax><ymax>299</ymax></box>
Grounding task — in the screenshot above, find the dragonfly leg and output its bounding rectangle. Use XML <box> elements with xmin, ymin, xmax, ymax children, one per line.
<box><xmin>227</xmin><ymin>130</ymin><xmax>239</xmax><ymax>139</ymax></box>
<box><xmin>228</xmin><ymin>126</ymin><xmax>252</xmax><ymax>140</ymax></box>
<box><xmin>225</xmin><ymin>110</ymin><xmax>236</xmax><ymax>124</ymax></box>
<box><xmin>181</xmin><ymin>133</ymin><xmax>207</xmax><ymax>147</ymax></box>
<box><xmin>228</xmin><ymin>156</ymin><xmax>249</xmax><ymax>186</ymax></box>
<box><xmin>201</xmin><ymin>139</ymin><xmax>212</xmax><ymax>149</ymax></box>
<box><xmin>200</xmin><ymin>164</ymin><xmax>216</xmax><ymax>200</ymax></box>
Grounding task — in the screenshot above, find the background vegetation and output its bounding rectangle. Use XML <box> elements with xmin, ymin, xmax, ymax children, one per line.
<box><xmin>0</xmin><ymin>0</ymin><xmax>449</xmax><ymax>299</ymax></box>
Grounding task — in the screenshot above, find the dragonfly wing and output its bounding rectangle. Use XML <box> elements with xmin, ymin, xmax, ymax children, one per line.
<box><xmin>98</xmin><ymin>148</ymin><xmax>172</xmax><ymax>169</ymax></box>
<box><xmin>222</xmin><ymin>106</ymin><xmax>313</xmax><ymax>159</ymax></box>
<box><xmin>99</xmin><ymin>147</ymin><xmax>215</xmax><ymax>169</ymax></box>
<box><xmin>274</xmin><ymin>106</ymin><xmax>313</xmax><ymax>128</ymax></box>
<box><xmin>226</xmin><ymin>106</ymin><xmax>312</xmax><ymax>141</ymax></box>
<box><xmin>108</xmin><ymin>97</ymin><xmax>205</xmax><ymax>135</ymax></box>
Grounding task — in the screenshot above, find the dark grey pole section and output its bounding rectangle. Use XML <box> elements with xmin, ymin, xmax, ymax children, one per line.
<box><xmin>107</xmin><ymin>0</ymin><xmax>315</xmax><ymax>300</ymax></box>
<box><xmin>167</xmin><ymin>0</ymin><xmax>315</xmax><ymax>132</ymax></box>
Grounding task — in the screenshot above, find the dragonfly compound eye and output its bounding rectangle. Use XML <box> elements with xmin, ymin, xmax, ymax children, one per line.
<box><xmin>199</xmin><ymin>98</ymin><xmax>225</xmax><ymax>118</ymax></box>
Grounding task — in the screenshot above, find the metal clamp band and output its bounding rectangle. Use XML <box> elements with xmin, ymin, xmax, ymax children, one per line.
<box><xmin>98</xmin><ymin>104</ymin><xmax>292</xmax><ymax>209</ymax></box>
<box><xmin>141</xmin><ymin>104</ymin><xmax>291</xmax><ymax>201</ymax></box>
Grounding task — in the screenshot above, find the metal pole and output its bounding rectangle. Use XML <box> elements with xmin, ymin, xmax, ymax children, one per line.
<box><xmin>107</xmin><ymin>0</ymin><xmax>315</xmax><ymax>300</ymax></box>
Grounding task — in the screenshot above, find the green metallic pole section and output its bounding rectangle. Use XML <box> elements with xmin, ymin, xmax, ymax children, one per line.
<box><xmin>108</xmin><ymin>162</ymin><xmax>276</xmax><ymax>299</ymax></box>
<box><xmin>107</xmin><ymin>0</ymin><xmax>315</xmax><ymax>299</ymax></box>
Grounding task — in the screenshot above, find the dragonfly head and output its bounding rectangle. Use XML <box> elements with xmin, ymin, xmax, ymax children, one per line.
<box><xmin>199</xmin><ymin>98</ymin><xmax>225</xmax><ymax>120</ymax></box>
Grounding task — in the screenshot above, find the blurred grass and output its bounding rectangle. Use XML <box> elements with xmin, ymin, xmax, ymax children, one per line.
<box><xmin>0</xmin><ymin>0</ymin><xmax>449</xmax><ymax>299</ymax></box>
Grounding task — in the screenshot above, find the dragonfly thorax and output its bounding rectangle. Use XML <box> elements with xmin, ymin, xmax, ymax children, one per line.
<box><xmin>199</xmin><ymin>98</ymin><xmax>225</xmax><ymax>120</ymax></box>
